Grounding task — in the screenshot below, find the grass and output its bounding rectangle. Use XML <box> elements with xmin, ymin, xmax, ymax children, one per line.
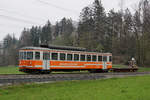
<box><xmin>138</xmin><ymin>67</ymin><xmax>150</xmax><ymax>72</ymax></box>
<box><xmin>0</xmin><ymin>66</ymin><xmax>24</xmax><ymax>74</ymax></box>
<box><xmin>0</xmin><ymin>75</ymin><xmax>150</xmax><ymax>100</ymax></box>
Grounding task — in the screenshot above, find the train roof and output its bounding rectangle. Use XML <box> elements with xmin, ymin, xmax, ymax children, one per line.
<box><xmin>20</xmin><ymin>46</ymin><xmax>112</xmax><ymax>55</ymax></box>
<box><xmin>40</xmin><ymin>45</ymin><xmax>87</xmax><ymax>51</ymax></box>
<box><xmin>20</xmin><ymin>46</ymin><xmax>51</xmax><ymax>51</ymax></box>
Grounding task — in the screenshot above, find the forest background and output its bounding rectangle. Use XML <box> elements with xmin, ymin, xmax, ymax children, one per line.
<box><xmin>0</xmin><ymin>0</ymin><xmax>150</xmax><ymax>67</ymax></box>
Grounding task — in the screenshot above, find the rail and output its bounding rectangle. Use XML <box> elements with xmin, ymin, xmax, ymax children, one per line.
<box><xmin>0</xmin><ymin>72</ymin><xmax>150</xmax><ymax>86</ymax></box>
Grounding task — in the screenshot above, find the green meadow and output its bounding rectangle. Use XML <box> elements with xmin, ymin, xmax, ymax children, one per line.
<box><xmin>0</xmin><ymin>66</ymin><xmax>24</xmax><ymax>74</ymax></box>
<box><xmin>0</xmin><ymin>75</ymin><xmax>150</xmax><ymax>100</ymax></box>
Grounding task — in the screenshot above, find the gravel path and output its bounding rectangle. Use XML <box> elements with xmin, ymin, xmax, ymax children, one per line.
<box><xmin>0</xmin><ymin>72</ymin><xmax>150</xmax><ymax>86</ymax></box>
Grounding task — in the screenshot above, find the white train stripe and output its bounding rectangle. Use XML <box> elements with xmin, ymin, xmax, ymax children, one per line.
<box><xmin>19</xmin><ymin>66</ymin><xmax>33</xmax><ymax>68</ymax></box>
<box><xmin>50</xmin><ymin>66</ymin><xmax>85</xmax><ymax>68</ymax></box>
<box><xmin>107</xmin><ymin>64</ymin><xmax>112</xmax><ymax>65</ymax></box>
<box><xmin>85</xmin><ymin>64</ymin><xmax>102</xmax><ymax>66</ymax></box>
<box><xmin>35</xmin><ymin>65</ymin><xmax>42</xmax><ymax>67</ymax></box>
<box><xmin>50</xmin><ymin>64</ymin><xmax>111</xmax><ymax>68</ymax></box>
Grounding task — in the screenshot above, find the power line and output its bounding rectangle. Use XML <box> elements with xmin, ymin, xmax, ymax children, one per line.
<box><xmin>0</xmin><ymin>8</ymin><xmax>45</xmax><ymax>22</ymax></box>
<box><xmin>37</xmin><ymin>0</ymin><xmax>79</xmax><ymax>15</ymax></box>
<box><xmin>0</xmin><ymin>14</ymin><xmax>39</xmax><ymax>25</ymax></box>
<box><xmin>0</xmin><ymin>23</ymin><xmax>27</xmax><ymax>29</ymax></box>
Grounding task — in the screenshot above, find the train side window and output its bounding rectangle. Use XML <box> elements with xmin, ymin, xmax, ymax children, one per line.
<box><xmin>80</xmin><ymin>55</ymin><xmax>85</xmax><ymax>61</ymax></box>
<box><xmin>21</xmin><ymin>52</ymin><xmax>24</xmax><ymax>60</ymax></box>
<box><xmin>92</xmin><ymin>55</ymin><xmax>97</xmax><ymax>62</ymax></box>
<box><xmin>98</xmin><ymin>56</ymin><xmax>102</xmax><ymax>61</ymax></box>
<box><xmin>43</xmin><ymin>53</ymin><xmax>46</xmax><ymax>60</ymax></box>
<box><xmin>27</xmin><ymin>52</ymin><xmax>33</xmax><ymax>60</ymax></box>
<box><xmin>52</xmin><ymin>53</ymin><xmax>58</xmax><ymax>60</ymax></box>
<box><xmin>60</xmin><ymin>53</ymin><xmax>66</xmax><ymax>60</ymax></box>
<box><xmin>87</xmin><ymin>55</ymin><xmax>91</xmax><ymax>61</ymax></box>
<box><xmin>43</xmin><ymin>53</ymin><xmax>50</xmax><ymax>60</ymax></box>
<box><xmin>67</xmin><ymin>54</ymin><xmax>72</xmax><ymax>61</ymax></box>
<box><xmin>103</xmin><ymin>56</ymin><xmax>107</xmax><ymax>62</ymax></box>
<box><xmin>109</xmin><ymin>56</ymin><xmax>112</xmax><ymax>62</ymax></box>
<box><xmin>19</xmin><ymin>52</ymin><xmax>21</xmax><ymax>59</ymax></box>
<box><xmin>23</xmin><ymin>52</ymin><xmax>27</xmax><ymax>60</ymax></box>
<box><xmin>74</xmin><ymin>54</ymin><xmax>79</xmax><ymax>61</ymax></box>
<box><xmin>47</xmin><ymin>53</ymin><xmax>50</xmax><ymax>60</ymax></box>
<box><xmin>19</xmin><ymin>52</ymin><xmax>23</xmax><ymax>60</ymax></box>
<box><xmin>35</xmin><ymin>52</ymin><xmax>40</xmax><ymax>60</ymax></box>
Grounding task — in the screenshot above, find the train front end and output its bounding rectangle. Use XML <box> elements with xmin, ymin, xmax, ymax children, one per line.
<box><xmin>18</xmin><ymin>47</ymin><xmax>43</xmax><ymax>73</ymax></box>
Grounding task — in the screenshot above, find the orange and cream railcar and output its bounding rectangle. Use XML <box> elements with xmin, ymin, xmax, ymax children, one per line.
<box><xmin>19</xmin><ymin>46</ymin><xmax>112</xmax><ymax>73</ymax></box>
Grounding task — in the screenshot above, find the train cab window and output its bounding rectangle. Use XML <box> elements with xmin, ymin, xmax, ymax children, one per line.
<box><xmin>60</xmin><ymin>53</ymin><xmax>66</xmax><ymax>60</ymax></box>
<box><xmin>67</xmin><ymin>54</ymin><xmax>72</xmax><ymax>61</ymax></box>
<box><xmin>35</xmin><ymin>52</ymin><xmax>40</xmax><ymax>60</ymax></box>
<box><xmin>109</xmin><ymin>56</ymin><xmax>112</xmax><ymax>62</ymax></box>
<box><xmin>27</xmin><ymin>52</ymin><xmax>33</xmax><ymax>60</ymax></box>
<box><xmin>74</xmin><ymin>54</ymin><xmax>79</xmax><ymax>61</ymax></box>
<box><xmin>23</xmin><ymin>52</ymin><xmax>27</xmax><ymax>60</ymax></box>
<box><xmin>80</xmin><ymin>55</ymin><xmax>85</xmax><ymax>61</ymax></box>
<box><xmin>87</xmin><ymin>55</ymin><xmax>91</xmax><ymax>61</ymax></box>
<box><xmin>92</xmin><ymin>55</ymin><xmax>97</xmax><ymax>61</ymax></box>
<box><xmin>52</xmin><ymin>53</ymin><xmax>58</xmax><ymax>60</ymax></box>
<box><xmin>103</xmin><ymin>56</ymin><xmax>107</xmax><ymax>62</ymax></box>
<box><xmin>98</xmin><ymin>56</ymin><xmax>102</xmax><ymax>61</ymax></box>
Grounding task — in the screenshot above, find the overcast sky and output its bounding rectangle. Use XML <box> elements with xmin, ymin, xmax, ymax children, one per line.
<box><xmin>0</xmin><ymin>0</ymin><xmax>140</xmax><ymax>41</ymax></box>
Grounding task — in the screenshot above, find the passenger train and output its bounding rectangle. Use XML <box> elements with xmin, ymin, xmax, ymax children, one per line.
<box><xmin>19</xmin><ymin>45</ymin><xmax>112</xmax><ymax>74</ymax></box>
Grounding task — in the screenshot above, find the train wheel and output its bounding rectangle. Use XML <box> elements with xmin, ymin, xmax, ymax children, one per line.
<box><xmin>98</xmin><ymin>70</ymin><xmax>108</xmax><ymax>73</ymax></box>
<box><xmin>41</xmin><ymin>70</ymin><xmax>51</xmax><ymax>74</ymax></box>
<box><xmin>89</xmin><ymin>69</ymin><xmax>97</xmax><ymax>73</ymax></box>
<box><xmin>45</xmin><ymin>71</ymin><xmax>51</xmax><ymax>74</ymax></box>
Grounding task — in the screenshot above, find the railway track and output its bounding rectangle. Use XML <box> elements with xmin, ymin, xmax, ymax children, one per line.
<box><xmin>0</xmin><ymin>72</ymin><xmax>150</xmax><ymax>86</ymax></box>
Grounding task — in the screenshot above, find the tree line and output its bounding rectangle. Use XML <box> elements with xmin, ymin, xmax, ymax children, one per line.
<box><xmin>0</xmin><ymin>0</ymin><xmax>150</xmax><ymax>67</ymax></box>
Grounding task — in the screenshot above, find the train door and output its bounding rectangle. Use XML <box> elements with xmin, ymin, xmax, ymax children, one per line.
<box><xmin>43</xmin><ymin>52</ymin><xmax>50</xmax><ymax>70</ymax></box>
<box><xmin>103</xmin><ymin>56</ymin><xmax>107</xmax><ymax>69</ymax></box>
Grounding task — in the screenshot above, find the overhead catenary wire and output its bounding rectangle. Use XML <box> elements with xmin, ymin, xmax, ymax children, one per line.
<box><xmin>0</xmin><ymin>8</ymin><xmax>46</xmax><ymax>22</ymax></box>
<box><xmin>37</xmin><ymin>0</ymin><xmax>79</xmax><ymax>15</ymax></box>
<box><xmin>0</xmin><ymin>14</ymin><xmax>39</xmax><ymax>25</ymax></box>
<box><xmin>0</xmin><ymin>23</ymin><xmax>29</xmax><ymax>29</ymax></box>
<box><xmin>0</xmin><ymin>9</ymin><xmax>52</xmax><ymax>35</ymax></box>
<box><xmin>0</xmin><ymin>0</ymin><xmax>80</xmax><ymax>41</ymax></box>
<box><xmin>0</xmin><ymin>0</ymin><xmax>80</xmax><ymax>27</ymax></box>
